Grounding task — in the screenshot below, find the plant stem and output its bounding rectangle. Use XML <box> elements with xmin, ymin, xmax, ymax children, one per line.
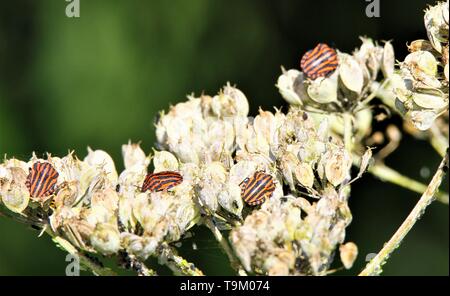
<box><xmin>121</xmin><ymin>251</ymin><xmax>157</xmax><ymax>276</ymax></box>
<box><xmin>156</xmin><ymin>243</ymin><xmax>204</xmax><ymax>276</ymax></box>
<box><xmin>359</xmin><ymin>150</ymin><xmax>448</xmax><ymax>276</ymax></box>
<box><xmin>367</xmin><ymin>161</ymin><xmax>449</xmax><ymax>205</ymax></box>
<box><xmin>370</xmin><ymin>80</ymin><xmax>395</xmax><ymax>110</ymax></box>
<box><xmin>204</xmin><ymin>218</ymin><xmax>247</xmax><ymax>276</ymax></box>
<box><xmin>343</xmin><ymin>113</ymin><xmax>353</xmax><ymax>153</ymax></box>
<box><xmin>429</xmin><ymin>124</ymin><xmax>448</xmax><ymax>158</ymax></box>
<box><xmin>48</xmin><ymin>229</ymin><xmax>117</xmax><ymax>276</ymax></box>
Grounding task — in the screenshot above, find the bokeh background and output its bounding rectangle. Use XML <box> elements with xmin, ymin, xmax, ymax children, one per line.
<box><xmin>0</xmin><ymin>0</ymin><xmax>448</xmax><ymax>275</ymax></box>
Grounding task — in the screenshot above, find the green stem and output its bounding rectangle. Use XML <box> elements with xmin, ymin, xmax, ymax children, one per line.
<box><xmin>359</xmin><ymin>151</ymin><xmax>448</xmax><ymax>276</ymax></box>
<box><xmin>204</xmin><ymin>218</ymin><xmax>247</xmax><ymax>276</ymax></box>
<box><xmin>429</xmin><ymin>124</ymin><xmax>448</xmax><ymax>158</ymax></box>
<box><xmin>124</xmin><ymin>252</ymin><xmax>157</xmax><ymax>276</ymax></box>
<box><xmin>48</xmin><ymin>229</ymin><xmax>117</xmax><ymax>276</ymax></box>
<box><xmin>362</xmin><ymin>78</ymin><xmax>390</xmax><ymax>106</ymax></box>
<box><xmin>156</xmin><ymin>242</ymin><xmax>204</xmax><ymax>276</ymax></box>
<box><xmin>367</xmin><ymin>161</ymin><xmax>448</xmax><ymax>205</ymax></box>
<box><xmin>370</xmin><ymin>80</ymin><xmax>396</xmax><ymax>110</ymax></box>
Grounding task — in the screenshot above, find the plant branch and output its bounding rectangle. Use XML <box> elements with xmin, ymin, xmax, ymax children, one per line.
<box><xmin>343</xmin><ymin>112</ymin><xmax>353</xmax><ymax>153</ymax></box>
<box><xmin>204</xmin><ymin>218</ymin><xmax>247</xmax><ymax>276</ymax></box>
<box><xmin>156</xmin><ymin>242</ymin><xmax>204</xmax><ymax>276</ymax></box>
<box><xmin>366</xmin><ymin>161</ymin><xmax>448</xmax><ymax>205</ymax></box>
<box><xmin>359</xmin><ymin>150</ymin><xmax>448</xmax><ymax>276</ymax></box>
<box><xmin>429</xmin><ymin>123</ymin><xmax>448</xmax><ymax>158</ymax></box>
<box><xmin>119</xmin><ymin>251</ymin><xmax>157</xmax><ymax>276</ymax></box>
<box><xmin>47</xmin><ymin>228</ymin><xmax>117</xmax><ymax>276</ymax></box>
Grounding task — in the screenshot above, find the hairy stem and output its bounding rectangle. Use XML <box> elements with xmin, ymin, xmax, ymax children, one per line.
<box><xmin>359</xmin><ymin>150</ymin><xmax>448</xmax><ymax>276</ymax></box>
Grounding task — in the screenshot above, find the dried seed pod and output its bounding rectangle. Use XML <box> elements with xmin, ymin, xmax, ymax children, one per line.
<box><xmin>408</xmin><ymin>39</ymin><xmax>436</xmax><ymax>53</ymax></box>
<box><xmin>276</xmin><ymin>69</ymin><xmax>305</xmax><ymax>106</ymax></box>
<box><xmin>1</xmin><ymin>167</ymin><xmax>30</xmax><ymax>213</ymax></box>
<box><xmin>122</xmin><ymin>142</ymin><xmax>148</xmax><ymax>171</ymax></box>
<box><xmin>90</xmin><ymin>223</ymin><xmax>121</xmax><ymax>255</ymax></box>
<box><xmin>153</xmin><ymin>150</ymin><xmax>179</xmax><ymax>172</ymax></box>
<box><xmin>407</xmin><ymin>110</ymin><xmax>438</xmax><ymax>130</ymax></box>
<box><xmin>84</xmin><ymin>148</ymin><xmax>118</xmax><ymax>185</ymax></box>
<box><xmin>324</xmin><ymin>149</ymin><xmax>352</xmax><ymax>187</ymax></box>
<box><xmin>307</xmin><ymin>72</ymin><xmax>338</xmax><ymax>104</ymax></box>
<box><xmin>381</xmin><ymin>41</ymin><xmax>395</xmax><ymax>78</ymax></box>
<box><xmin>339</xmin><ymin>242</ymin><xmax>358</xmax><ymax>269</ymax></box>
<box><xmin>339</xmin><ymin>53</ymin><xmax>365</xmax><ymax>94</ymax></box>
<box><xmin>294</xmin><ymin>162</ymin><xmax>315</xmax><ymax>188</ymax></box>
<box><xmin>412</xmin><ymin>92</ymin><xmax>447</xmax><ymax>109</ymax></box>
<box><xmin>424</xmin><ymin>1</ymin><xmax>449</xmax><ymax>53</ymax></box>
<box><xmin>404</xmin><ymin>51</ymin><xmax>438</xmax><ymax>77</ymax></box>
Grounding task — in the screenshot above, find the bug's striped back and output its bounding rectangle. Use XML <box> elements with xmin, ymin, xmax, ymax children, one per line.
<box><xmin>300</xmin><ymin>43</ymin><xmax>338</xmax><ymax>80</ymax></box>
<box><xmin>141</xmin><ymin>171</ymin><xmax>183</xmax><ymax>193</ymax></box>
<box><xmin>239</xmin><ymin>171</ymin><xmax>275</xmax><ymax>206</ymax></box>
<box><xmin>25</xmin><ymin>162</ymin><xmax>59</xmax><ymax>198</ymax></box>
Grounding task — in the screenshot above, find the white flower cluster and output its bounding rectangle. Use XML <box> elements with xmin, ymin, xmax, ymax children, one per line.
<box><xmin>0</xmin><ymin>82</ymin><xmax>357</xmax><ymax>275</ymax></box>
<box><xmin>392</xmin><ymin>1</ymin><xmax>449</xmax><ymax>130</ymax></box>
<box><xmin>155</xmin><ymin>84</ymin><xmax>355</xmax><ymax>275</ymax></box>
<box><xmin>276</xmin><ymin>38</ymin><xmax>394</xmax><ymax>111</ymax></box>
<box><xmin>231</xmin><ymin>191</ymin><xmax>352</xmax><ymax>275</ymax></box>
<box><xmin>276</xmin><ymin>38</ymin><xmax>393</xmax><ymax>143</ymax></box>
<box><xmin>0</xmin><ymin>145</ymin><xmax>199</xmax><ymax>260</ymax></box>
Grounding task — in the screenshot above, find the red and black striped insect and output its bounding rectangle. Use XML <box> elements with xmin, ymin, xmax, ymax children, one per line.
<box><xmin>239</xmin><ymin>171</ymin><xmax>275</xmax><ymax>206</ymax></box>
<box><xmin>300</xmin><ymin>43</ymin><xmax>338</xmax><ymax>80</ymax></box>
<box><xmin>141</xmin><ymin>171</ymin><xmax>183</xmax><ymax>193</ymax></box>
<box><xmin>25</xmin><ymin>162</ymin><xmax>59</xmax><ymax>198</ymax></box>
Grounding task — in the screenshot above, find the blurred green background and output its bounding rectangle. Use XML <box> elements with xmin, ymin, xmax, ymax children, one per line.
<box><xmin>0</xmin><ymin>0</ymin><xmax>448</xmax><ymax>275</ymax></box>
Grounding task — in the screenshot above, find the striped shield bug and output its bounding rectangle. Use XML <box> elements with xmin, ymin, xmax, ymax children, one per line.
<box><xmin>25</xmin><ymin>162</ymin><xmax>59</xmax><ymax>199</ymax></box>
<box><xmin>239</xmin><ymin>171</ymin><xmax>275</xmax><ymax>206</ymax></box>
<box><xmin>300</xmin><ymin>43</ymin><xmax>339</xmax><ymax>80</ymax></box>
<box><xmin>141</xmin><ymin>171</ymin><xmax>183</xmax><ymax>193</ymax></box>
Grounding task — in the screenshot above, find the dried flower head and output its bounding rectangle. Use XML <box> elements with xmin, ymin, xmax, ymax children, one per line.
<box><xmin>277</xmin><ymin>38</ymin><xmax>393</xmax><ymax>115</ymax></box>
<box><xmin>392</xmin><ymin>1</ymin><xmax>449</xmax><ymax>130</ymax></box>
